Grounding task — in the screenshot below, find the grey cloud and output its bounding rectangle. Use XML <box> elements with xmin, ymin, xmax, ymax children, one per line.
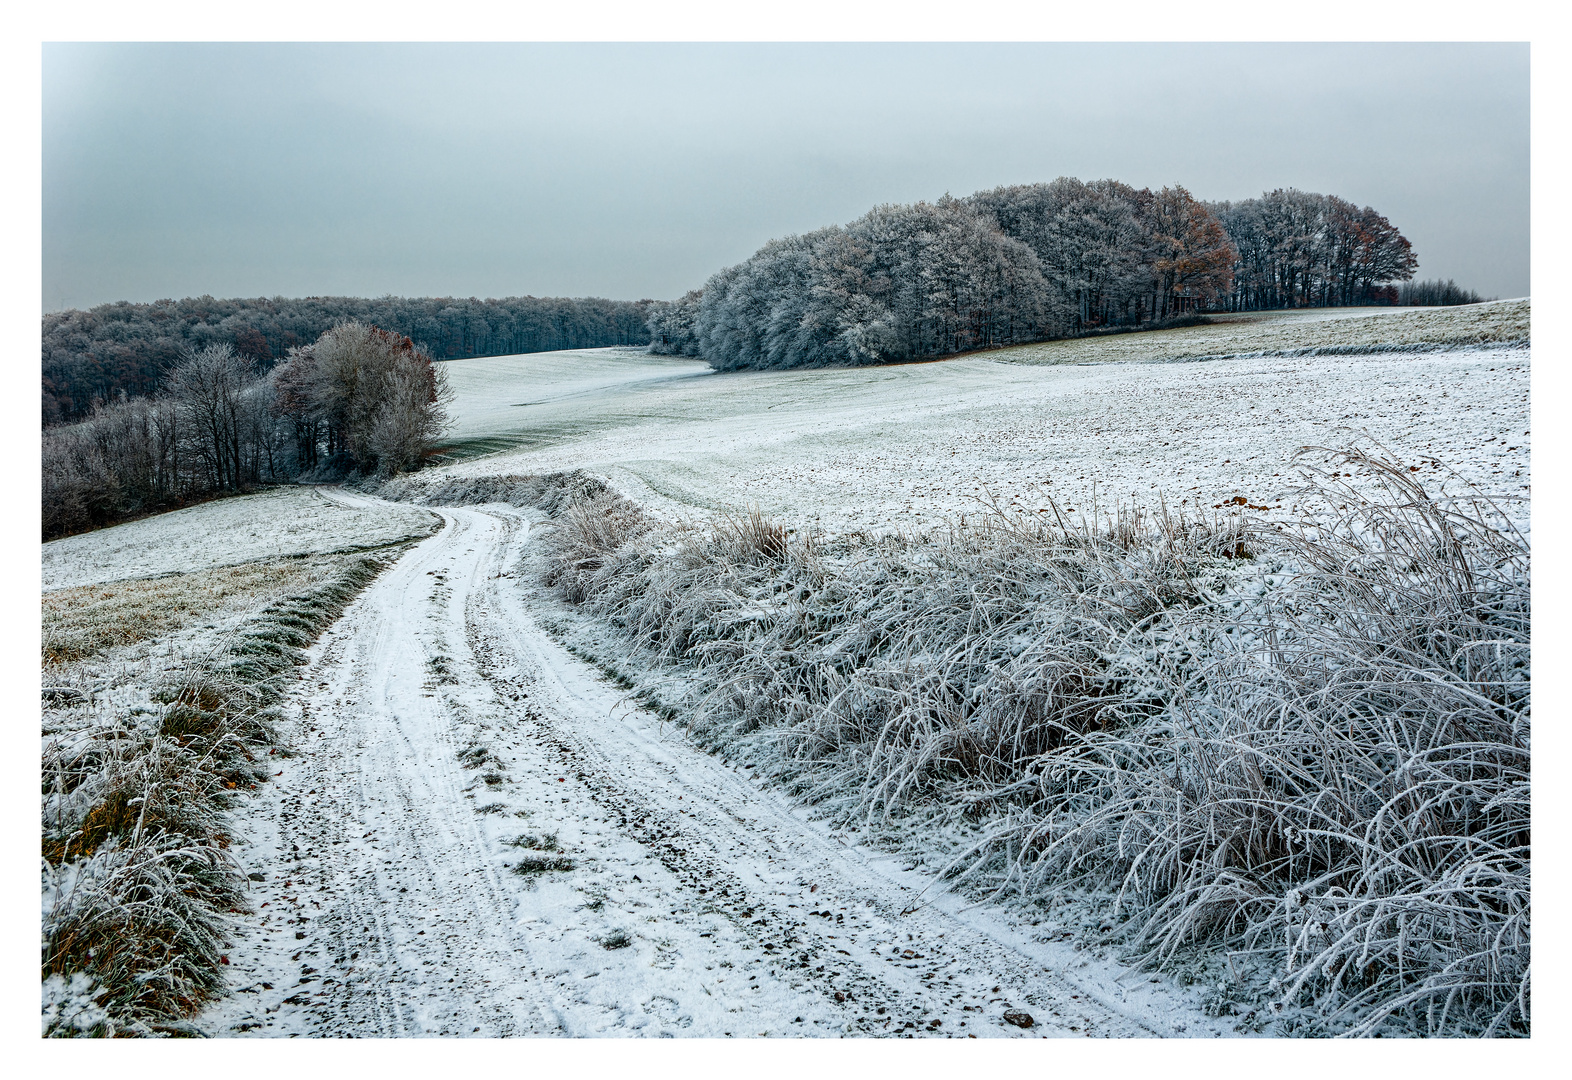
<box><xmin>43</xmin><ymin>42</ymin><xmax>1529</xmax><ymax>311</ymax></box>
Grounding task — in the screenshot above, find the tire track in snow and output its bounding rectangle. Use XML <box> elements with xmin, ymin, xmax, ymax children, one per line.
<box><xmin>202</xmin><ymin>509</ymin><xmax>557</xmax><ymax>1037</ymax></box>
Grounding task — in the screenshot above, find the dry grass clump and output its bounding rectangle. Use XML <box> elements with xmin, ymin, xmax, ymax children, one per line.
<box><xmin>718</xmin><ymin>507</ymin><xmax>790</xmax><ymax>563</ymax></box>
<box><xmin>375</xmin><ymin>468</ymin><xmax>610</xmax><ymax>516</ymax></box>
<box><xmin>532</xmin><ymin>448</ymin><xmax>1527</xmax><ymax>1037</ymax></box>
<box><xmin>547</xmin><ymin>490</ymin><xmax>656</xmax><ymax>603</ymax></box>
<box><xmin>41</xmin><ymin>553</ymin><xmax>391</xmax><ymax>1036</ymax></box>
<box><xmin>41</xmin><ymin>669</ymin><xmax>268</xmax><ymax>1034</ymax></box>
<box><xmin>43</xmin><ymin>842</ymin><xmax>243</xmax><ymax>1035</ymax></box>
<box><xmin>511</xmin><ymin>854</ymin><xmax>576</xmax><ymax>875</ymax></box>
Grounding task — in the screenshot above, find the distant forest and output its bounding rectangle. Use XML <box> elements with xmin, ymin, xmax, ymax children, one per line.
<box><xmin>648</xmin><ymin>180</ymin><xmax>1472</xmax><ymax>371</ymax></box>
<box><xmin>43</xmin><ymin>294</ymin><xmax>652</xmax><ymax>424</ymax></box>
<box><xmin>43</xmin><ymin>181</ymin><xmax>1493</xmax><ymax>420</ymax></box>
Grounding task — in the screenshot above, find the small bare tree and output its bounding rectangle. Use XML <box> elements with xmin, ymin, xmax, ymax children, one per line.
<box><xmin>163</xmin><ymin>343</ymin><xmax>257</xmax><ymax>491</ymax></box>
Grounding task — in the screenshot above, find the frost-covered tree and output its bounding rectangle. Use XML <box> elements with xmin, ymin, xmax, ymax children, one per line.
<box><xmin>270</xmin><ymin>321</ymin><xmax>451</xmax><ymax>477</ymax></box>
<box><xmin>164</xmin><ymin>343</ymin><xmax>259</xmax><ymax>492</ymax></box>
<box><xmin>1140</xmin><ymin>185</ymin><xmax>1237</xmax><ymax>318</ymax></box>
<box><xmin>647</xmin><ymin>289</ymin><xmax>704</xmax><ymax>356</ymax></box>
<box><xmin>1211</xmin><ymin>189</ymin><xmax>1417</xmax><ymax>310</ymax></box>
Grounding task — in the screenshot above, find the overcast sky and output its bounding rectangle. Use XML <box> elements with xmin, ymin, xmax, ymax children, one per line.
<box><xmin>42</xmin><ymin>42</ymin><xmax>1529</xmax><ymax>312</ymax></box>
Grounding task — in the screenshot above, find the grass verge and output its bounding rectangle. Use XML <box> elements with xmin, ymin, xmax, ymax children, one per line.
<box><xmin>41</xmin><ymin>553</ymin><xmax>395</xmax><ymax>1036</ymax></box>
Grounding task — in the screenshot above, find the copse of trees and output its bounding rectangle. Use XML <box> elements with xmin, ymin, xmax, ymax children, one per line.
<box><xmin>43</xmin><ymin>293</ymin><xmax>651</xmax><ymax>425</ymax></box>
<box><xmin>1207</xmin><ymin>189</ymin><xmax>1418</xmax><ymax>310</ymax></box>
<box><xmin>650</xmin><ymin>178</ymin><xmax>1440</xmax><ymax>372</ymax></box>
<box><xmin>42</xmin><ymin>322</ymin><xmax>450</xmax><ymax>540</ymax></box>
<box><xmin>658</xmin><ymin>199</ymin><xmax>1053</xmax><ymax>371</ymax></box>
<box><xmin>1398</xmin><ymin>278</ymin><xmax>1491</xmax><ymax>306</ymax></box>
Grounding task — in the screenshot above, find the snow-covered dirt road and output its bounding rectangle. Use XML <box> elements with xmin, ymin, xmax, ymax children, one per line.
<box><xmin>202</xmin><ymin>496</ymin><xmax>1227</xmax><ymax>1038</ymax></box>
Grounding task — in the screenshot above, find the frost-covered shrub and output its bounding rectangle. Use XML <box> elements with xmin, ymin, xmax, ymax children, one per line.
<box><xmin>536</xmin><ymin>448</ymin><xmax>1528</xmax><ymax>1036</ymax></box>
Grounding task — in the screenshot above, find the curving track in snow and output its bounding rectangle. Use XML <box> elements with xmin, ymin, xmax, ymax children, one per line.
<box><xmin>203</xmin><ymin>495</ymin><xmax>1226</xmax><ymax>1038</ymax></box>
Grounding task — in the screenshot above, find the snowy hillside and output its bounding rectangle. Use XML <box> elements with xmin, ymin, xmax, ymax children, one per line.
<box><xmin>44</xmin><ymin>303</ymin><xmax>1531</xmax><ymax>1039</ymax></box>
<box><xmin>435</xmin><ymin>319</ymin><xmax>1527</xmax><ymax>538</ymax></box>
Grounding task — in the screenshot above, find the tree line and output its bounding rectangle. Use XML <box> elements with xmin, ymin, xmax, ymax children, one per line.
<box><xmin>43</xmin><ymin>293</ymin><xmax>652</xmax><ymax>425</ymax></box>
<box><xmin>1397</xmin><ymin>278</ymin><xmax>1490</xmax><ymax>306</ymax></box>
<box><xmin>42</xmin><ymin>322</ymin><xmax>450</xmax><ymax>540</ymax></box>
<box><xmin>648</xmin><ymin>178</ymin><xmax>1455</xmax><ymax>371</ymax></box>
<box><xmin>1208</xmin><ymin>188</ymin><xmax>1418</xmax><ymax>310</ymax></box>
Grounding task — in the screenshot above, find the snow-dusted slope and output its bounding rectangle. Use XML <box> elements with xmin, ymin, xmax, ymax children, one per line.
<box><xmin>439</xmin><ymin>346</ymin><xmax>711</xmax><ymax>446</ymax></box>
<box><xmin>997</xmin><ymin>298</ymin><xmax>1528</xmax><ymax>366</ymax></box>
<box><xmin>435</xmin><ymin>339</ymin><xmax>1528</xmax><ymax>536</ymax></box>
<box><xmin>42</xmin><ymin>487</ymin><xmax>440</xmax><ymax>592</ymax></box>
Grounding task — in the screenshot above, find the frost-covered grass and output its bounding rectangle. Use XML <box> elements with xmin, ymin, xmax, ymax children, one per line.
<box><xmin>41</xmin><ymin>552</ymin><xmax>393</xmax><ymax>1036</ymax></box>
<box><xmin>42</xmin><ymin>485</ymin><xmax>439</xmax><ymax>592</ymax></box>
<box><xmin>995</xmin><ymin>300</ymin><xmax>1529</xmax><ymax>367</ymax></box>
<box><xmin>43</xmin><ymin>556</ymin><xmax>353</xmax><ymax>665</ymax></box>
<box><xmin>456</xmin><ymin>448</ymin><xmax>1527</xmax><ymax>1037</ymax></box>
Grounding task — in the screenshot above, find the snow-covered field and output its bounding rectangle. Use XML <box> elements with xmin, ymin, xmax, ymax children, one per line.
<box><xmin>45</xmin><ymin>303</ymin><xmax>1531</xmax><ymax>1038</ymax></box>
<box><xmin>440</xmin><ymin>345</ymin><xmax>711</xmax><ymax>450</ymax></box>
<box><xmin>434</xmin><ymin>313</ymin><xmax>1528</xmax><ymax>537</ymax></box>
<box><xmin>42</xmin><ymin>486</ymin><xmax>440</xmax><ymax>591</ymax></box>
<box><xmin>998</xmin><ymin>298</ymin><xmax>1528</xmax><ymax>366</ymax></box>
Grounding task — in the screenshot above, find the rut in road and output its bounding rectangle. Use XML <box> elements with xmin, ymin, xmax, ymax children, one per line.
<box><xmin>202</xmin><ymin>498</ymin><xmax>1224</xmax><ymax>1038</ymax></box>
